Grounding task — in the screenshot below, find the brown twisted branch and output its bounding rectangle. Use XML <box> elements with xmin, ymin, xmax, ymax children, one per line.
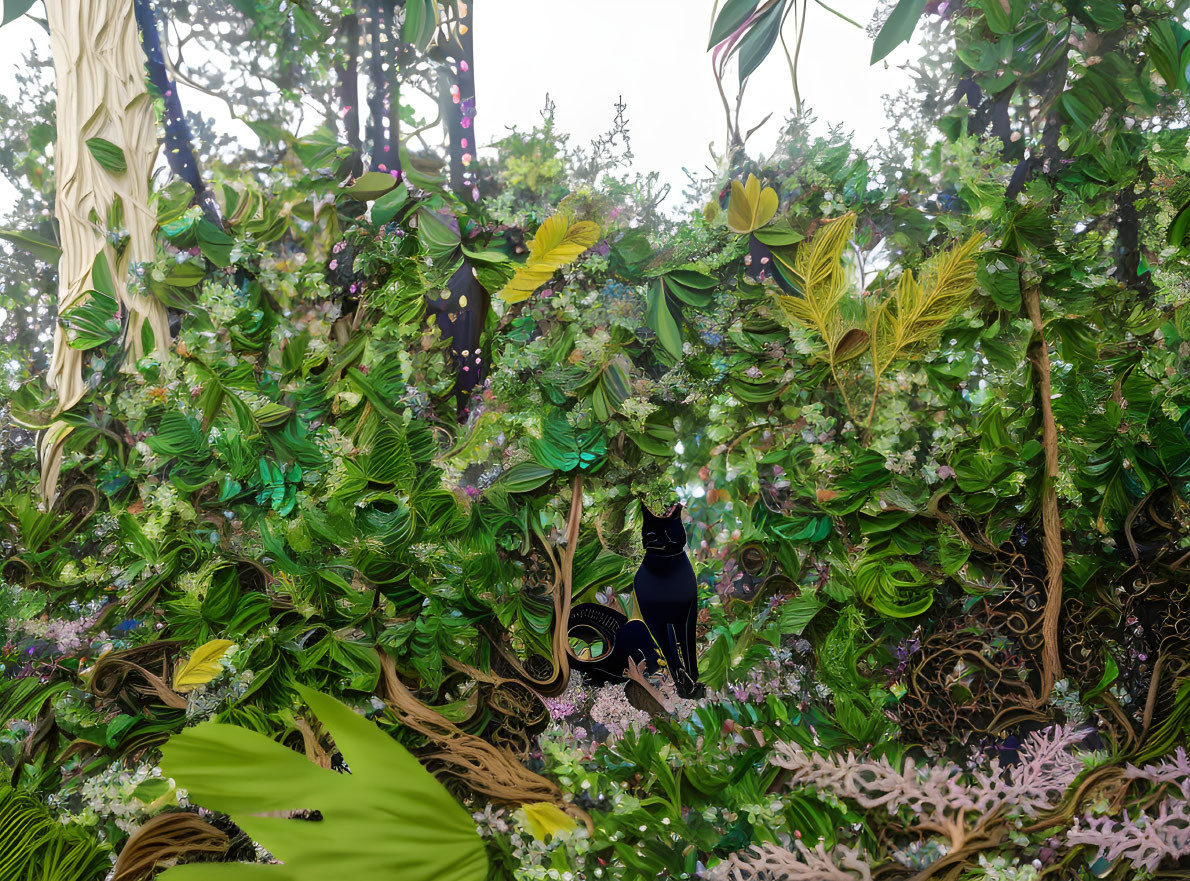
<box><xmin>1025</xmin><ymin>282</ymin><xmax>1065</xmax><ymax>699</ymax></box>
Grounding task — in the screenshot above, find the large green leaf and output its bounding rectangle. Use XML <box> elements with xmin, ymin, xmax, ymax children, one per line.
<box><xmin>530</xmin><ymin>409</ymin><xmax>606</xmax><ymax>473</ymax></box>
<box><xmin>0</xmin><ymin>228</ymin><xmax>60</xmax><ymax>262</ymax></box>
<box><xmin>708</xmin><ymin>0</ymin><xmax>760</xmax><ymax>47</ymax></box>
<box><xmin>498</xmin><ymin>461</ymin><xmax>556</xmax><ymax>493</ymax></box>
<box><xmin>197</xmin><ymin>219</ymin><xmax>235</xmax><ymax>267</ymax></box>
<box><xmin>1169</xmin><ymin>199</ymin><xmax>1190</xmax><ymax>247</ymax></box>
<box><xmin>344</xmin><ymin>172</ymin><xmax>399</xmax><ymax>201</ymax></box>
<box><xmin>645</xmin><ymin>280</ymin><xmax>683</xmax><ymax>360</ymax></box>
<box><xmin>402</xmin><ymin>0</ymin><xmax>438</xmax><ymax>49</ymax></box>
<box><xmin>871</xmin><ymin>0</ymin><xmax>928</xmax><ymax>62</ymax></box>
<box><xmin>1</xmin><ymin>0</ymin><xmax>37</xmax><ymax>27</ymax></box>
<box><xmin>59</xmin><ymin>290</ymin><xmax>120</xmax><ymax>350</ymax></box>
<box><xmin>158</xmin><ymin>684</ymin><xmax>488</xmax><ymax>881</ymax></box>
<box><xmin>738</xmin><ymin>0</ymin><xmax>787</xmax><ymax>81</ymax></box>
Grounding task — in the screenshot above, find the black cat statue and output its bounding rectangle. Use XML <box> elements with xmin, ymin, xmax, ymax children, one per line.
<box><xmin>633</xmin><ymin>502</ymin><xmax>704</xmax><ymax>699</ymax></box>
<box><xmin>566</xmin><ymin>603</ymin><xmax>659</xmax><ymax>687</ymax></box>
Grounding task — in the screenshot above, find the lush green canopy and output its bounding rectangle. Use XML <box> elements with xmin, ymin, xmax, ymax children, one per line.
<box><xmin>2</xmin><ymin>1</ymin><xmax>1190</xmax><ymax>879</ymax></box>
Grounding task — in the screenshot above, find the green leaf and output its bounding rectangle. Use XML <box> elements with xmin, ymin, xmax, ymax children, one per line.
<box><xmin>59</xmin><ymin>290</ymin><xmax>120</xmax><ymax>350</ymax></box>
<box><xmin>416</xmin><ymin>207</ymin><xmax>462</xmax><ymax>260</ymax></box>
<box><xmin>855</xmin><ymin>551</ymin><xmax>934</xmax><ymax>617</ymax></box>
<box><xmin>978</xmin><ymin>258</ymin><xmax>1021</xmax><ymax>310</ymax></box>
<box><xmin>977</xmin><ymin>0</ymin><xmax>1024</xmax><ymax>34</ymax></box>
<box><xmin>1067</xmin><ymin>0</ymin><xmax>1123</xmax><ymax>31</ymax></box>
<box><xmin>402</xmin><ymin>0</ymin><xmax>438</xmax><ymax>50</ymax></box>
<box><xmin>530</xmin><ymin>410</ymin><xmax>607</xmax><ymax>473</ymax></box>
<box><xmin>158</xmin><ymin>684</ymin><xmax>489</xmax><ymax>881</ymax></box>
<box><xmin>372</xmin><ymin>185</ymin><xmax>409</xmax><ymax>226</ymax></box>
<box><xmin>85</xmin><ymin>137</ymin><xmax>127</xmax><ymax>174</ymax></box>
<box><xmin>646</xmin><ymin>280</ymin><xmax>683</xmax><ymax>359</ymax></box>
<box><xmin>91</xmin><ymin>250</ymin><xmax>116</xmax><ymax>298</ymax></box>
<box><xmin>2</xmin><ymin>0</ymin><xmax>37</xmax><ymax>26</ymax></box>
<box><xmin>738</xmin><ymin>0</ymin><xmax>787</xmax><ymax>81</ymax></box>
<box><xmin>663</xmin><ymin>271</ymin><xmax>716</xmax><ymax>307</ymax></box>
<box><xmin>498</xmin><ymin>461</ymin><xmax>556</xmax><ymax>493</ymax></box>
<box><xmin>1169</xmin><ymin>199</ymin><xmax>1190</xmax><ymax>247</ymax></box>
<box><xmin>871</xmin><ymin>0</ymin><xmax>928</xmax><ymax>63</ymax></box>
<box><xmin>709</xmin><ymin>0</ymin><xmax>759</xmax><ymax>47</ymax></box>
<box><xmin>345</xmin><ymin>172</ymin><xmax>399</xmax><ymax>201</ymax></box>
<box><xmin>1146</xmin><ymin>19</ymin><xmax>1190</xmax><ymax>92</ymax></box>
<box><xmin>0</xmin><ymin>228</ymin><xmax>60</xmax><ymax>262</ymax></box>
<box><xmin>772</xmin><ymin>590</ymin><xmax>825</xmax><ymax>635</ymax></box>
<box><xmin>196</xmin><ymin>219</ymin><xmax>234</xmax><ymax>267</ymax></box>
<box><xmin>1083</xmin><ymin>653</ymin><xmax>1120</xmax><ymax>700</ymax></box>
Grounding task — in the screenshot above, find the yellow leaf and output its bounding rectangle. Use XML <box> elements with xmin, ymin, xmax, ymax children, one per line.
<box><xmin>521</xmin><ymin>801</ymin><xmax>577</xmax><ymax>842</ymax></box>
<box><xmin>726</xmin><ymin>173</ymin><xmax>779</xmax><ymax>234</ymax></box>
<box><xmin>726</xmin><ymin>180</ymin><xmax>749</xmax><ymax>233</ymax></box>
<box><xmin>498</xmin><ymin>214</ymin><xmax>601</xmax><ymax>304</ymax></box>
<box><xmin>172</xmin><ymin>639</ymin><xmax>235</xmax><ymax>693</ymax></box>
<box><xmin>754</xmin><ymin>185</ymin><xmax>778</xmax><ymax>230</ymax></box>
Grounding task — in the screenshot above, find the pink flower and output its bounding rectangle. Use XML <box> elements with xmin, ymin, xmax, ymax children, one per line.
<box><xmin>937</xmin><ymin>465</ymin><xmax>956</xmax><ymax>479</ymax></box>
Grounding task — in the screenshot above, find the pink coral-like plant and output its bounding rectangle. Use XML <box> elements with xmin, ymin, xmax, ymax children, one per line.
<box><xmin>1067</xmin><ymin>797</ymin><xmax>1190</xmax><ymax>873</ymax></box>
<box><xmin>707</xmin><ymin>840</ymin><xmax>873</xmax><ymax>881</ymax></box>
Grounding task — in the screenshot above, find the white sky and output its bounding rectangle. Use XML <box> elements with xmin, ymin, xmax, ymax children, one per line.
<box><xmin>0</xmin><ymin>1</ymin><xmax>919</xmax><ymax>214</ymax></box>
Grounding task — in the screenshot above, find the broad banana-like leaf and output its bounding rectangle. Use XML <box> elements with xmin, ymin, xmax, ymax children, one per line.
<box><xmin>498</xmin><ymin>213</ymin><xmax>600</xmax><ymax>303</ymax></box>
<box><xmin>159</xmin><ymin>684</ymin><xmax>489</xmax><ymax>881</ymax></box>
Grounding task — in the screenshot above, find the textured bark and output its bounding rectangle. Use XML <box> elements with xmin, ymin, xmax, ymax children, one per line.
<box><xmin>383</xmin><ymin>0</ymin><xmax>404</xmax><ymax>176</ymax></box>
<box><xmin>1025</xmin><ymin>283</ymin><xmax>1065</xmax><ymax>697</ymax></box>
<box><xmin>336</xmin><ymin>12</ymin><xmax>364</xmax><ymax>176</ymax></box>
<box><xmin>365</xmin><ymin>0</ymin><xmax>388</xmax><ymax>169</ymax></box>
<box><xmin>134</xmin><ymin>0</ymin><xmax>220</xmax><ymax>225</ymax></box>
<box><xmin>446</xmin><ymin>0</ymin><xmax>476</xmax><ymax>198</ymax></box>
<box><xmin>41</xmin><ymin>0</ymin><xmax>171</xmax><ymax>503</ymax></box>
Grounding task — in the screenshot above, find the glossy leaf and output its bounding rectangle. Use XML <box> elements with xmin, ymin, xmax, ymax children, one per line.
<box><xmin>738</xmin><ymin>0</ymin><xmax>787</xmax><ymax>81</ymax></box>
<box><xmin>158</xmin><ymin>684</ymin><xmax>489</xmax><ymax>881</ymax></box>
<box><xmin>530</xmin><ymin>409</ymin><xmax>606</xmax><ymax>473</ymax></box>
<box><xmin>646</xmin><ymin>280</ymin><xmax>683</xmax><ymax>359</ymax></box>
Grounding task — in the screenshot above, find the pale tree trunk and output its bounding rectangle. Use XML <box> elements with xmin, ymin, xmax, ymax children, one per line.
<box><xmin>40</xmin><ymin>0</ymin><xmax>170</xmax><ymax>503</ymax></box>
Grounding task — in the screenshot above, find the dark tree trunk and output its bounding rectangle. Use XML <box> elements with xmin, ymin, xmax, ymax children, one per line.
<box><xmin>134</xmin><ymin>0</ymin><xmax>221</xmax><ymax>225</ymax></box>
<box><xmin>446</xmin><ymin>2</ymin><xmax>476</xmax><ymax>199</ymax></box>
<box><xmin>336</xmin><ymin>12</ymin><xmax>364</xmax><ymax>176</ymax></box>
<box><xmin>383</xmin><ymin>0</ymin><xmax>404</xmax><ymax>178</ymax></box>
<box><xmin>365</xmin><ymin>0</ymin><xmax>388</xmax><ymax>170</ymax></box>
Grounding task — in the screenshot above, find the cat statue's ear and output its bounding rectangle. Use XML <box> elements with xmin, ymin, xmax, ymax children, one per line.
<box><xmin>640</xmin><ymin>500</ymin><xmax>682</xmax><ymax>519</ymax></box>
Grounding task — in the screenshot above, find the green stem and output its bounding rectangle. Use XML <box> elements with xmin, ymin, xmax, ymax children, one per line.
<box><xmin>830</xmin><ymin>361</ymin><xmax>859</xmax><ymax>426</ymax></box>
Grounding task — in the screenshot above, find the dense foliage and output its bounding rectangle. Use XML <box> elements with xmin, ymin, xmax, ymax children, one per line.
<box><xmin>2</xmin><ymin>0</ymin><xmax>1190</xmax><ymax>879</ymax></box>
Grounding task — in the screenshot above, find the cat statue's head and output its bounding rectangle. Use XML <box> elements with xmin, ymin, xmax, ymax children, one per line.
<box><xmin>640</xmin><ymin>501</ymin><xmax>687</xmax><ymax>553</ymax></box>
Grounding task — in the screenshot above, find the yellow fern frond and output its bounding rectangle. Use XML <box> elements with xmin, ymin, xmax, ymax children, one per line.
<box><xmin>771</xmin><ymin>213</ymin><xmax>862</xmax><ymax>361</ymax></box>
<box><xmin>497</xmin><ymin>212</ymin><xmax>601</xmax><ymax>304</ymax></box>
<box><xmin>869</xmin><ymin>234</ymin><xmax>984</xmax><ymax>377</ymax></box>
